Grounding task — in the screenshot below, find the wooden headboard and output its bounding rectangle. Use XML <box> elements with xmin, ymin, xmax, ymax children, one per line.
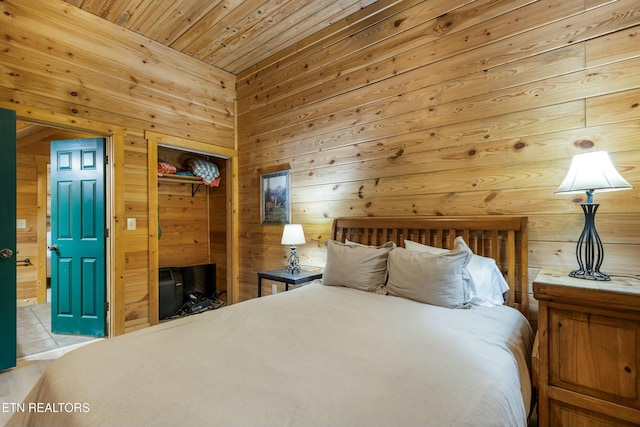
<box><xmin>331</xmin><ymin>216</ymin><xmax>529</xmax><ymax>316</ymax></box>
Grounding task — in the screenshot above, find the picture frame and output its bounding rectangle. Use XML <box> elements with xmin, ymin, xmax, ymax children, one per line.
<box><xmin>260</xmin><ymin>170</ymin><xmax>291</xmax><ymax>224</ymax></box>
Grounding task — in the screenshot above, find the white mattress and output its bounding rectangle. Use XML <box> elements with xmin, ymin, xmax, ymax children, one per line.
<box><xmin>7</xmin><ymin>282</ymin><xmax>533</xmax><ymax>427</ymax></box>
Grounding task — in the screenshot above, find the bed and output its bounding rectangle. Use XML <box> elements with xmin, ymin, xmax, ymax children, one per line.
<box><xmin>7</xmin><ymin>216</ymin><xmax>533</xmax><ymax>427</ymax></box>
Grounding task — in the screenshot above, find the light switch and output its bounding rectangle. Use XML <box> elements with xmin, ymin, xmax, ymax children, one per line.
<box><xmin>16</xmin><ymin>219</ymin><xmax>27</xmax><ymax>229</ymax></box>
<box><xmin>127</xmin><ymin>218</ymin><xmax>137</xmax><ymax>231</ymax></box>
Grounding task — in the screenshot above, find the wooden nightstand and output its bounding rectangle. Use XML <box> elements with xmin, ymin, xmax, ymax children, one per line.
<box><xmin>533</xmin><ymin>269</ymin><xmax>640</xmax><ymax>427</ymax></box>
<box><xmin>257</xmin><ymin>269</ymin><xmax>323</xmax><ymax>297</ymax></box>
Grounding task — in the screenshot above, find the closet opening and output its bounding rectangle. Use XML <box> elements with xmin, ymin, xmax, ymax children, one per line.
<box><xmin>156</xmin><ymin>145</ymin><xmax>229</xmax><ymax>321</ymax></box>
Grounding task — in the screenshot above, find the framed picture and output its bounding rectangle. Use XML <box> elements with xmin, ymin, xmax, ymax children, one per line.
<box><xmin>260</xmin><ymin>170</ymin><xmax>291</xmax><ymax>224</ymax></box>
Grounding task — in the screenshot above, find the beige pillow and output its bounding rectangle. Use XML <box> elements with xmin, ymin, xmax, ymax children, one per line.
<box><xmin>322</xmin><ymin>240</ymin><xmax>394</xmax><ymax>292</ymax></box>
<box><xmin>387</xmin><ymin>237</ymin><xmax>473</xmax><ymax>308</ymax></box>
<box><xmin>404</xmin><ymin>239</ymin><xmax>508</xmax><ymax>306</ymax></box>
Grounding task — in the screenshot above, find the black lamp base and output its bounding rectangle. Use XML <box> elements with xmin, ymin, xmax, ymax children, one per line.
<box><xmin>285</xmin><ymin>246</ymin><xmax>301</xmax><ymax>274</ymax></box>
<box><xmin>571</xmin><ymin>202</ymin><xmax>611</xmax><ymax>281</ymax></box>
<box><xmin>568</xmin><ymin>269</ymin><xmax>610</xmax><ymax>281</ymax></box>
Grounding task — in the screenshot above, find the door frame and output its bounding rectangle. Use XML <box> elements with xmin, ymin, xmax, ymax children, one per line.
<box><xmin>146</xmin><ymin>131</ymin><xmax>239</xmax><ymax>325</ymax></box>
<box><xmin>5</xmin><ymin>101</ymin><xmax>241</xmax><ymax>335</ymax></box>
<box><xmin>4</xmin><ymin>101</ymin><xmax>124</xmax><ymax>336</ymax></box>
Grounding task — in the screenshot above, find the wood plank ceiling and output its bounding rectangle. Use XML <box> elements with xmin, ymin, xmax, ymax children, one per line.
<box><xmin>63</xmin><ymin>0</ymin><xmax>381</xmax><ymax>75</ymax></box>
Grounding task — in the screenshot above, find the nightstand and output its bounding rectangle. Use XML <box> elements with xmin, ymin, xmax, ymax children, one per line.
<box><xmin>533</xmin><ymin>269</ymin><xmax>640</xmax><ymax>427</ymax></box>
<box><xmin>257</xmin><ymin>269</ymin><xmax>323</xmax><ymax>297</ymax></box>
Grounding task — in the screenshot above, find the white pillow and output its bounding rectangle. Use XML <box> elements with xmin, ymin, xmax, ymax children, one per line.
<box><xmin>386</xmin><ymin>237</ymin><xmax>473</xmax><ymax>308</ymax></box>
<box><xmin>323</xmin><ymin>240</ymin><xmax>394</xmax><ymax>292</ymax></box>
<box><xmin>404</xmin><ymin>239</ymin><xmax>509</xmax><ymax>306</ymax></box>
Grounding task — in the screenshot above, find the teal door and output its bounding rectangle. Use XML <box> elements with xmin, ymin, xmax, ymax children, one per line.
<box><xmin>0</xmin><ymin>108</ymin><xmax>17</xmax><ymax>371</ymax></box>
<box><xmin>50</xmin><ymin>138</ymin><xmax>106</xmax><ymax>337</ymax></box>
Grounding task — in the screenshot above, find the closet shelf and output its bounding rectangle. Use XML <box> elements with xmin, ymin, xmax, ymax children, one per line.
<box><xmin>158</xmin><ymin>174</ymin><xmax>201</xmax><ymax>184</ymax></box>
<box><xmin>158</xmin><ymin>174</ymin><xmax>204</xmax><ymax>196</ymax></box>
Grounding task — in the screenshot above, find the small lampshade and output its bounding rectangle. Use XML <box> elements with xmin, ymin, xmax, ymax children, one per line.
<box><xmin>555</xmin><ymin>151</ymin><xmax>632</xmax><ymax>195</ymax></box>
<box><xmin>281</xmin><ymin>224</ymin><xmax>306</xmax><ymax>245</ymax></box>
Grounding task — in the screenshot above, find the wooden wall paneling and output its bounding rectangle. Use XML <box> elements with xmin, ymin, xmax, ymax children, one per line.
<box><xmin>227</xmin><ymin>155</ymin><xmax>239</xmax><ymax>304</ymax></box>
<box><xmin>530</xmin><ymin>213</ymin><xmax>640</xmax><ymax>244</ymax></box>
<box><xmin>3</xmin><ymin>0</ymin><xmax>234</xmax><ymax>98</ymax></box>
<box><xmin>241</xmin><ymin>0</ymin><xmax>639</xmax><ymax>141</ymax></box>
<box><xmin>158</xmin><ymin>181</ymin><xmax>211</xmax><ymax>267</ymax></box>
<box><xmin>529</xmin><ymin>241</ymin><xmax>640</xmax><ymax>277</ymax></box>
<box><xmin>285</xmin><ymin>187</ymin><xmax>640</xmax><ymax>218</ymax></box>
<box><xmin>147</xmin><ymin>133</ymin><xmax>160</xmax><ymax>326</ymax></box>
<box><xmin>237</xmin><ymin>0</ymin><xmax>640</xmax><ymax>302</ymax></box>
<box><xmin>36</xmin><ymin>155</ymin><xmax>48</xmax><ymax>304</ymax></box>
<box><xmin>0</xmin><ymin>0</ymin><xmax>235</xmax><ymax>147</ymax></box>
<box><xmin>238</xmin><ymin>0</ymin><xmax>550</xmax><ymax>113</ymax></box>
<box><xmin>122</xmin><ymin>134</ymin><xmax>152</xmax><ymax>329</ymax></box>
<box><xmin>2</xmin><ymin>0</ymin><xmax>236</xmax><ymax>334</ymax></box>
<box><xmin>0</xmin><ymin>56</ymin><xmax>233</xmax><ymax>147</ymax></box>
<box><xmin>240</xmin><ymin>0</ymin><xmax>567</xmax><ymax>127</ymax></box>
<box><xmin>245</xmin><ymin>53</ymin><xmax>640</xmax><ymax>159</ymax></box>
<box><xmin>238</xmin><ymin>0</ymin><xmax>492</xmax><ymax>114</ymax></box>
<box><xmin>586</xmin><ymin>87</ymin><xmax>640</xmax><ymax>126</ymax></box>
<box><xmin>586</xmin><ymin>25</ymin><xmax>640</xmax><ymax>67</ymax></box>
<box><xmin>0</xmin><ymin>53</ymin><xmax>233</xmax><ymax>144</ymax></box>
<box><xmin>241</xmin><ymin>38</ymin><xmax>587</xmax><ymax>167</ymax></box>
<box><xmin>209</xmin><ymin>159</ymin><xmax>228</xmax><ymax>299</ymax></box>
<box><xmin>241</xmin><ymin>0</ymin><xmax>636</xmax><ymax>129</ymax></box>
<box><xmin>111</xmin><ymin>130</ymin><xmax>127</xmax><ymax>336</ymax></box>
<box><xmin>243</xmin><ymin>101</ymin><xmax>586</xmax><ymax>174</ymax></box>
<box><xmin>16</xmin><ymin>145</ymin><xmax>39</xmax><ymax>304</ymax></box>
<box><xmin>287</xmin><ymin>149</ymin><xmax>640</xmax><ymax>199</ymax></box>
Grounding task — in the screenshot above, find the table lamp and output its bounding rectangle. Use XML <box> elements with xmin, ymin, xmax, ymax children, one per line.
<box><xmin>555</xmin><ymin>151</ymin><xmax>632</xmax><ymax>280</ymax></box>
<box><xmin>281</xmin><ymin>224</ymin><xmax>306</xmax><ymax>274</ymax></box>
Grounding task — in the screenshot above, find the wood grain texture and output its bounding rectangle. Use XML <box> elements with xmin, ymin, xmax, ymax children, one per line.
<box><xmin>330</xmin><ymin>215</ymin><xmax>529</xmax><ymax>314</ymax></box>
<box><xmin>534</xmin><ymin>270</ymin><xmax>640</xmax><ymax>426</ymax></box>
<box><xmin>237</xmin><ymin>0</ymin><xmax>640</xmax><ymax>302</ymax></box>
<box><xmin>0</xmin><ymin>0</ymin><xmax>235</xmax><ymax>147</ymax></box>
<box><xmin>7</xmin><ymin>0</ymin><xmax>640</xmax><ymax>333</ymax></box>
<box><xmin>1</xmin><ymin>0</ymin><xmax>235</xmax><ymax>334</ymax></box>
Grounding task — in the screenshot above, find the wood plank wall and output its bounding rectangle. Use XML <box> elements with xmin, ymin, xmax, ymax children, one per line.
<box><xmin>158</xmin><ymin>147</ymin><xmax>212</xmax><ymax>268</ymax></box>
<box><xmin>237</xmin><ymin>0</ymin><xmax>640</xmax><ymax>318</ymax></box>
<box><xmin>16</xmin><ymin>135</ymin><xmax>49</xmax><ymax>305</ymax></box>
<box><xmin>1</xmin><ymin>0</ymin><xmax>235</xmax><ymax>334</ymax></box>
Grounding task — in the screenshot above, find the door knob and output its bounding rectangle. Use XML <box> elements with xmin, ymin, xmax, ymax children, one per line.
<box><xmin>0</xmin><ymin>248</ymin><xmax>14</xmax><ymax>259</ymax></box>
<box><xmin>48</xmin><ymin>244</ymin><xmax>59</xmax><ymax>252</ymax></box>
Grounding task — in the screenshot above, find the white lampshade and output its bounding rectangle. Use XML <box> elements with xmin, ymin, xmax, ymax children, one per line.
<box><xmin>555</xmin><ymin>151</ymin><xmax>632</xmax><ymax>194</ymax></box>
<box><xmin>281</xmin><ymin>224</ymin><xmax>306</xmax><ymax>245</ymax></box>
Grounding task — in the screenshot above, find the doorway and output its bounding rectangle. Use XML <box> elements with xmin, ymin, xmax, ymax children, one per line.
<box><xmin>15</xmin><ymin>121</ymin><xmax>107</xmax><ymax>357</ymax></box>
<box><xmin>147</xmin><ymin>131</ymin><xmax>238</xmax><ymax>324</ymax></box>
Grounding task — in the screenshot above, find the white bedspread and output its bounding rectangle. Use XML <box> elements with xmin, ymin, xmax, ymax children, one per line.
<box><xmin>7</xmin><ymin>282</ymin><xmax>533</xmax><ymax>427</ymax></box>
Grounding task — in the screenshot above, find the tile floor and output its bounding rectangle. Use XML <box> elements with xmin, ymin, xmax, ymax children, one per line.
<box><xmin>16</xmin><ymin>303</ymin><xmax>97</xmax><ymax>359</ymax></box>
<box><xmin>0</xmin><ymin>303</ymin><xmax>102</xmax><ymax>426</ymax></box>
